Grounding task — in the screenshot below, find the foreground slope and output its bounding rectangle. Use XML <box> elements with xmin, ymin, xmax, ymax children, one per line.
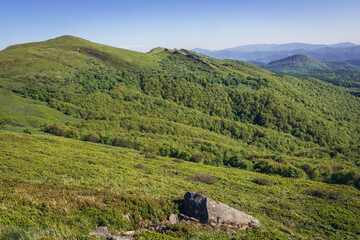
<box><xmin>0</xmin><ymin>130</ymin><xmax>359</xmax><ymax>239</ymax></box>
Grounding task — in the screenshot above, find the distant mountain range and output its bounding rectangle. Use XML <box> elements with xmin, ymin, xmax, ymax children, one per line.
<box><xmin>260</xmin><ymin>54</ymin><xmax>360</xmax><ymax>89</ymax></box>
<box><xmin>193</xmin><ymin>42</ymin><xmax>360</xmax><ymax>63</ymax></box>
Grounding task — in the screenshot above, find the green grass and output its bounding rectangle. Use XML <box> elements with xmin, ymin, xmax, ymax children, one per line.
<box><xmin>0</xmin><ymin>88</ymin><xmax>79</xmax><ymax>128</ymax></box>
<box><xmin>0</xmin><ymin>36</ymin><xmax>360</xmax><ymax>239</ymax></box>
<box><xmin>0</xmin><ymin>130</ymin><xmax>359</xmax><ymax>239</ymax></box>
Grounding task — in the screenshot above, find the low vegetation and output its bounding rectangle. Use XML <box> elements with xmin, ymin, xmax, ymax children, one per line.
<box><xmin>0</xmin><ymin>36</ymin><xmax>359</xmax><ymax>239</ymax></box>
<box><xmin>0</xmin><ymin>131</ymin><xmax>359</xmax><ymax>239</ymax></box>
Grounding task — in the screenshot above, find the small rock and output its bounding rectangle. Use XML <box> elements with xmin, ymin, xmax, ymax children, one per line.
<box><xmin>226</xmin><ymin>229</ymin><xmax>236</xmax><ymax>235</ymax></box>
<box><xmin>123</xmin><ymin>231</ymin><xmax>135</xmax><ymax>236</ymax></box>
<box><xmin>89</xmin><ymin>226</ymin><xmax>110</xmax><ymax>237</ymax></box>
<box><xmin>169</xmin><ymin>213</ymin><xmax>179</xmax><ymax>224</ymax></box>
<box><xmin>123</xmin><ymin>213</ymin><xmax>131</xmax><ymax>222</ymax></box>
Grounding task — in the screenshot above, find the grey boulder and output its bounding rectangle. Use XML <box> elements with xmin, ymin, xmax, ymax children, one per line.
<box><xmin>182</xmin><ymin>192</ymin><xmax>260</xmax><ymax>229</ymax></box>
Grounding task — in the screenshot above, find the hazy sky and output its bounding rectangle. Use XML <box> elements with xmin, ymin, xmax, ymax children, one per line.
<box><xmin>1</xmin><ymin>0</ymin><xmax>360</xmax><ymax>51</ymax></box>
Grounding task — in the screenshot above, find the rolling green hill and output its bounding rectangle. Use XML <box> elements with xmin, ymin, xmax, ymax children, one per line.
<box><xmin>263</xmin><ymin>54</ymin><xmax>360</xmax><ymax>89</ymax></box>
<box><xmin>1</xmin><ymin>36</ymin><xmax>360</xmax><ymax>239</ymax></box>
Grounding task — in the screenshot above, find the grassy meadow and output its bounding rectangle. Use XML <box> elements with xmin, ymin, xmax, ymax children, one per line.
<box><xmin>0</xmin><ymin>130</ymin><xmax>359</xmax><ymax>239</ymax></box>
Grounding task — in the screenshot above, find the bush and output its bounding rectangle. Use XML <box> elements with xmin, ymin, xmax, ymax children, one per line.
<box><xmin>135</xmin><ymin>164</ymin><xmax>146</xmax><ymax>170</ymax></box>
<box><xmin>0</xmin><ymin>120</ymin><xmax>6</xmax><ymax>128</ymax></box>
<box><xmin>23</xmin><ymin>129</ymin><xmax>32</xmax><ymax>134</ymax></box>
<box><xmin>114</xmin><ymin>138</ymin><xmax>133</xmax><ymax>148</ymax></box>
<box><xmin>310</xmin><ymin>165</ymin><xmax>332</xmax><ymax>182</ymax></box>
<box><xmin>191</xmin><ymin>153</ymin><xmax>203</xmax><ymax>163</ymax></box>
<box><xmin>305</xmin><ymin>189</ymin><xmax>346</xmax><ymax>200</ymax></box>
<box><xmin>228</xmin><ymin>156</ymin><xmax>252</xmax><ymax>169</ymax></box>
<box><xmin>85</xmin><ymin>132</ymin><xmax>100</xmax><ymax>143</ymax></box>
<box><xmin>253</xmin><ymin>160</ymin><xmax>304</xmax><ymax>178</ymax></box>
<box><xmin>301</xmin><ymin>163</ymin><xmax>314</xmax><ymax>176</ymax></box>
<box><xmin>43</xmin><ymin>124</ymin><xmax>69</xmax><ymax>136</ymax></box>
<box><xmin>331</xmin><ymin>169</ymin><xmax>359</xmax><ymax>186</ymax></box>
<box><xmin>252</xmin><ymin>178</ymin><xmax>276</xmax><ymax>186</ymax></box>
<box><xmin>193</xmin><ymin>173</ymin><xmax>217</xmax><ymax>184</ymax></box>
<box><xmin>144</xmin><ymin>152</ymin><xmax>158</xmax><ymax>159</ymax></box>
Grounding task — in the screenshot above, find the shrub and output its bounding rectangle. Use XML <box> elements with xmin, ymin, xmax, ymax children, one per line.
<box><xmin>228</xmin><ymin>155</ymin><xmax>252</xmax><ymax>169</ymax></box>
<box><xmin>305</xmin><ymin>189</ymin><xmax>346</xmax><ymax>200</ymax></box>
<box><xmin>191</xmin><ymin>153</ymin><xmax>203</xmax><ymax>163</ymax></box>
<box><xmin>311</xmin><ymin>165</ymin><xmax>332</xmax><ymax>182</ymax></box>
<box><xmin>86</xmin><ymin>132</ymin><xmax>100</xmax><ymax>143</ymax></box>
<box><xmin>283</xmin><ymin>165</ymin><xmax>305</xmax><ymax>178</ymax></box>
<box><xmin>135</xmin><ymin>164</ymin><xmax>146</xmax><ymax>170</ymax></box>
<box><xmin>23</xmin><ymin>129</ymin><xmax>32</xmax><ymax>134</ymax></box>
<box><xmin>252</xmin><ymin>178</ymin><xmax>276</xmax><ymax>186</ymax></box>
<box><xmin>193</xmin><ymin>173</ymin><xmax>217</xmax><ymax>184</ymax></box>
<box><xmin>43</xmin><ymin>124</ymin><xmax>69</xmax><ymax>136</ymax></box>
<box><xmin>144</xmin><ymin>152</ymin><xmax>158</xmax><ymax>159</ymax></box>
<box><xmin>301</xmin><ymin>163</ymin><xmax>314</xmax><ymax>176</ymax></box>
<box><xmin>331</xmin><ymin>169</ymin><xmax>359</xmax><ymax>186</ymax></box>
<box><xmin>0</xmin><ymin>120</ymin><xmax>6</xmax><ymax>128</ymax></box>
<box><xmin>253</xmin><ymin>160</ymin><xmax>304</xmax><ymax>178</ymax></box>
<box><xmin>114</xmin><ymin>138</ymin><xmax>133</xmax><ymax>148</ymax></box>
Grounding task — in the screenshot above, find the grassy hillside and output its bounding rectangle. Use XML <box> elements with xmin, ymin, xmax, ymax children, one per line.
<box><xmin>1</xmin><ymin>36</ymin><xmax>360</xmax><ymax>182</ymax></box>
<box><xmin>0</xmin><ymin>130</ymin><xmax>359</xmax><ymax>239</ymax></box>
<box><xmin>0</xmin><ymin>36</ymin><xmax>360</xmax><ymax>239</ymax></box>
<box><xmin>263</xmin><ymin>54</ymin><xmax>360</xmax><ymax>89</ymax></box>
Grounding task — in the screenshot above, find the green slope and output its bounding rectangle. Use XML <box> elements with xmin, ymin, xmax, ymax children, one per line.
<box><xmin>0</xmin><ymin>130</ymin><xmax>359</xmax><ymax>239</ymax></box>
<box><xmin>0</xmin><ymin>36</ymin><xmax>360</xmax><ymax>238</ymax></box>
<box><xmin>0</xmin><ymin>88</ymin><xmax>79</xmax><ymax>129</ymax></box>
<box><xmin>264</xmin><ymin>54</ymin><xmax>360</xmax><ymax>89</ymax></box>
<box><xmin>0</xmin><ymin>35</ymin><xmax>359</xmax><ymax>181</ymax></box>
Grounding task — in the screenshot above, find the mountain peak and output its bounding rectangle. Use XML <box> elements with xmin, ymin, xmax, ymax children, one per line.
<box><xmin>148</xmin><ymin>47</ymin><xmax>169</xmax><ymax>54</ymax></box>
<box><xmin>46</xmin><ymin>35</ymin><xmax>90</xmax><ymax>44</ymax></box>
<box><xmin>271</xmin><ymin>54</ymin><xmax>313</xmax><ymax>63</ymax></box>
<box><xmin>265</xmin><ymin>54</ymin><xmax>327</xmax><ymax>71</ymax></box>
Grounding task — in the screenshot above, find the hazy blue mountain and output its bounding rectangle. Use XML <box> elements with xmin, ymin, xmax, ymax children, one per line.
<box><xmin>193</xmin><ymin>43</ymin><xmax>360</xmax><ymax>63</ymax></box>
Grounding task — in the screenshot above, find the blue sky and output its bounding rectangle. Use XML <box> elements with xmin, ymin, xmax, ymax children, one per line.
<box><xmin>1</xmin><ymin>0</ymin><xmax>360</xmax><ymax>51</ymax></box>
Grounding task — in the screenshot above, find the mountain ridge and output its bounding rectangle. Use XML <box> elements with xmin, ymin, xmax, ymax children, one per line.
<box><xmin>193</xmin><ymin>42</ymin><xmax>360</xmax><ymax>62</ymax></box>
<box><xmin>0</xmin><ymin>35</ymin><xmax>359</xmax><ymax>181</ymax></box>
